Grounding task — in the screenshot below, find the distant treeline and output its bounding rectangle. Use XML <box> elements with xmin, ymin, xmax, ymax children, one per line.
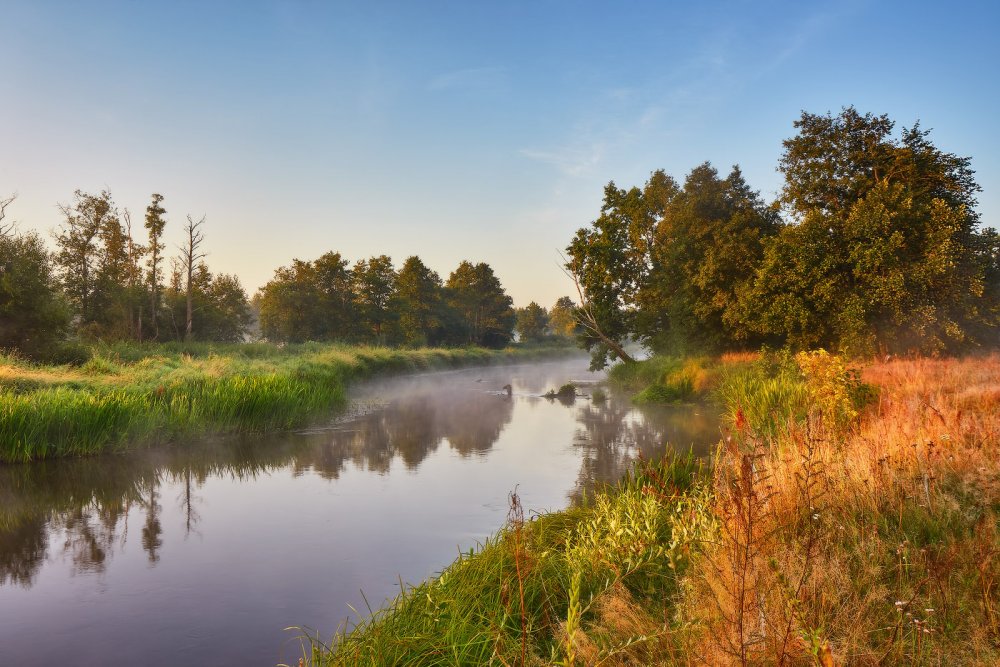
<box><xmin>253</xmin><ymin>253</ymin><xmax>575</xmax><ymax>348</ymax></box>
<box><xmin>567</xmin><ymin>107</ymin><xmax>1000</xmax><ymax>368</ymax></box>
<box><xmin>0</xmin><ymin>190</ymin><xmax>575</xmax><ymax>360</ymax></box>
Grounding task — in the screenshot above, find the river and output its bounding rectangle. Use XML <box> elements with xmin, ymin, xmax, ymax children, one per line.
<box><xmin>0</xmin><ymin>357</ymin><xmax>721</xmax><ymax>666</ymax></box>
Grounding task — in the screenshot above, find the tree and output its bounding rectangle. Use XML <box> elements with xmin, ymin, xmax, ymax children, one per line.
<box><xmin>352</xmin><ymin>255</ymin><xmax>396</xmax><ymax>344</ymax></box>
<box><xmin>565</xmin><ymin>170</ymin><xmax>677</xmax><ymax>368</ymax></box>
<box><xmin>444</xmin><ymin>261</ymin><xmax>515</xmax><ymax>348</ymax></box>
<box><xmin>641</xmin><ymin>163</ymin><xmax>779</xmax><ymax>353</ymax></box>
<box><xmin>179</xmin><ymin>215</ymin><xmax>206</xmax><ymax>341</ymax></box>
<box><xmin>144</xmin><ymin>194</ymin><xmax>167</xmax><ymax>340</ymax></box>
<box><xmin>515</xmin><ymin>302</ymin><xmax>548</xmax><ymax>342</ymax></box>
<box><xmin>202</xmin><ymin>273</ymin><xmax>253</xmax><ymax>342</ymax></box>
<box><xmin>163</xmin><ymin>264</ymin><xmax>251</xmax><ymax>342</ymax></box>
<box><xmin>394</xmin><ymin>255</ymin><xmax>444</xmax><ymax>347</ymax></box>
<box><xmin>314</xmin><ymin>251</ymin><xmax>358</xmax><ymax>340</ymax></box>
<box><xmin>547</xmin><ymin>296</ymin><xmax>578</xmax><ymax>338</ymax></box>
<box><xmin>54</xmin><ymin>189</ymin><xmax>117</xmax><ymax>325</ymax></box>
<box><xmin>255</xmin><ymin>251</ymin><xmax>357</xmax><ymax>343</ymax></box>
<box><xmin>744</xmin><ymin>107</ymin><xmax>998</xmax><ymax>354</ymax></box>
<box><xmin>90</xmin><ymin>202</ymin><xmax>135</xmax><ymax>338</ymax></box>
<box><xmin>0</xmin><ymin>230</ymin><xmax>70</xmax><ymax>358</ymax></box>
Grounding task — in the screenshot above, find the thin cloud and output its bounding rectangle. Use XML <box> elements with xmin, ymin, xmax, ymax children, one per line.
<box><xmin>519</xmin><ymin>143</ymin><xmax>606</xmax><ymax>177</ymax></box>
<box><xmin>426</xmin><ymin>66</ymin><xmax>507</xmax><ymax>92</ymax></box>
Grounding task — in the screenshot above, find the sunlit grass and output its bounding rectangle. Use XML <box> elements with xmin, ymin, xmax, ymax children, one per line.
<box><xmin>0</xmin><ymin>342</ymin><xmax>573</xmax><ymax>462</ymax></box>
<box><xmin>308</xmin><ymin>353</ymin><xmax>1000</xmax><ymax>665</ymax></box>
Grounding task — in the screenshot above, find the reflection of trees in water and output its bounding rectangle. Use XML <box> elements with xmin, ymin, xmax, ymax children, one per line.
<box><xmin>0</xmin><ymin>445</ymin><xmax>295</xmax><ymax>588</ymax></box>
<box><xmin>0</xmin><ymin>516</ymin><xmax>47</xmax><ymax>587</ymax></box>
<box><xmin>570</xmin><ymin>397</ymin><xmax>721</xmax><ymax>501</ymax></box>
<box><xmin>0</xmin><ymin>388</ymin><xmax>514</xmax><ymax>587</ymax></box>
<box><xmin>303</xmin><ymin>389</ymin><xmax>513</xmax><ymax>478</ymax></box>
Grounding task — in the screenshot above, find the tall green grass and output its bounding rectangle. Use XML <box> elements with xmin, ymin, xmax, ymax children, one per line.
<box><xmin>0</xmin><ymin>342</ymin><xmax>574</xmax><ymax>463</ymax></box>
<box><xmin>308</xmin><ymin>453</ymin><xmax>713</xmax><ymax>666</ymax></box>
<box><xmin>608</xmin><ymin>356</ymin><xmax>715</xmax><ymax>404</ymax></box>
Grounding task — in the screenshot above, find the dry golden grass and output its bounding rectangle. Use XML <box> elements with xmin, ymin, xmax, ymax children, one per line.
<box><xmin>685</xmin><ymin>354</ymin><xmax>1000</xmax><ymax>665</ymax></box>
<box><xmin>720</xmin><ymin>351</ymin><xmax>763</xmax><ymax>365</ymax></box>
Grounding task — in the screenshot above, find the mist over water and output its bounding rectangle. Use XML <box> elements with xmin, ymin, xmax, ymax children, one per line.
<box><xmin>0</xmin><ymin>358</ymin><xmax>721</xmax><ymax>666</ymax></box>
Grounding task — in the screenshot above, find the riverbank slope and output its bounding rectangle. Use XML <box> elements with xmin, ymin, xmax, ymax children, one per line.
<box><xmin>311</xmin><ymin>352</ymin><xmax>1000</xmax><ymax>665</ymax></box>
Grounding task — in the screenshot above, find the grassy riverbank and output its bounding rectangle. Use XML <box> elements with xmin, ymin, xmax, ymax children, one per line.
<box><xmin>308</xmin><ymin>352</ymin><xmax>1000</xmax><ymax>665</ymax></box>
<box><xmin>0</xmin><ymin>341</ymin><xmax>575</xmax><ymax>463</ymax></box>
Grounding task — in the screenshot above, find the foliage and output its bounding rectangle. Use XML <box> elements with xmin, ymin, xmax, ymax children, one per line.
<box><xmin>567</xmin><ymin>108</ymin><xmax>1000</xmax><ymax>360</ymax></box>
<box><xmin>515</xmin><ymin>301</ymin><xmax>548</xmax><ymax>342</ymax></box>
<box><xmin>444</xmin><ymin>260</ymin><xmax>516</xmax><ymax>348</ymax></box>
<box><xmin>394</xmin><ymin>255</ymin><xmax>446</xmax><ymax>347</ymax></box>
<box><xmin>741</xmin><ymin>108</ymin><xmax>998</xmax><ymax>355</ymax></box>
<box><xmin>255</xmin><ymin>252</ymin><xmax>356</xmax><ymax>343</ymax></box>
<box><xmin>547</xmin><ymin>296</ymin><xmax>578</xmax><ymax>339</ymax></box>
<box><xmin>0</xmin><ymin>231</ymin><xmax>71</xmax><ymax>360</ymax></box>
<box><xmin>609</xmin><ymin>356</ymin><xmax>715</xmax><ymax>404</ymax></box>
<box><xmin>352</xmin><ymin>254</ymin><xmax>397</xmax><ymax>344</ymax></box>
<box><xmin>794</xmin><ymin>349</ymin><xmax>872</xmax><ymax>429</ymax></box>
<box><xmin>565</xmin><ymin>170</ymin><xmax>677</xmax><ymax>368</ymax></box>
<box><xmin>642</xmin><ymin>163</ymin><xmax>780</xmax><ymax>354</ymax></box>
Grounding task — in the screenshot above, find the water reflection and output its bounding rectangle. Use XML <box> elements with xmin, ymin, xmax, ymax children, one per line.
<box><xmin>0</xmin><ymin>362</ymin><xmax>719</xmax><ymax>595</ymax></box>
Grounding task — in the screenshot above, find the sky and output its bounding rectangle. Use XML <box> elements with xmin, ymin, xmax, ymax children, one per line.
<box><xmin>2</xmin><ymin>0</ymin><xmax>998</xmax><ymax>308</ymax></box>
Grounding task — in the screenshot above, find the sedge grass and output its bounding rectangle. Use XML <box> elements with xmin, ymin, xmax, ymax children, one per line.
<box><xmin>0</xmin><ymin>342</ymin><xmax>575</xmax><ymax>463</ymax></box>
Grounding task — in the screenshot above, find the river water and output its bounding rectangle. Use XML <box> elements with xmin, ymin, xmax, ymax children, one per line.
<box><xmin>0</xmin><ymin>357</ymin><xmax>721</xmax><ymax>666</ymax></box>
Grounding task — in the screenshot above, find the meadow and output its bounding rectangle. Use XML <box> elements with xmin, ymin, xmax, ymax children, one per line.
<box><xmin>308</xmin><ymin>352</ymin><xmax>1000</xmax><ymax>666</ymax></box>
<box><xmin>0</xmin><ymin>341</ymin><xmax>573</xmax><ymax>463</ymax></box>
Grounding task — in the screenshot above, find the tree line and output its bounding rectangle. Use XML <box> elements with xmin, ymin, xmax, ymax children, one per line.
<box><xmin>1</xmin><ymin>190</ymin><xmax>252</xmax><ymax>360</ymax></box>
<box><xmin>255</xmin><ymin>254</ymin><xmax>577</xmax><ymax>348</ymax></box>
<box><xmin>567</xmin><ymin>107</ymin><xmax>1000</xmax><ymax>368</ymax></box>
<box><xmin>1</xmin><ymin>189</ymin><xmax>577</xmax><ymax>359</ymax></box>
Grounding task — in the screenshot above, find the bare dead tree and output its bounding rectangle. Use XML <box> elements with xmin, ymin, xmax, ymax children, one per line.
<box><xmin>1</xmin><ymin>193</ymin><xmax>17</xmax><ymax>237</ymax></box>
<box><xmin>179</xmin><ymin>215</ymin><xmax>206</xmax><ymax>341</ymax></box>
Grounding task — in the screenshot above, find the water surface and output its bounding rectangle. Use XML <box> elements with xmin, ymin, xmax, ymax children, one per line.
<box><xmin>0</xmin><ymin>358</ymin><xmax>721</xmax><ymax>666</ymax></box>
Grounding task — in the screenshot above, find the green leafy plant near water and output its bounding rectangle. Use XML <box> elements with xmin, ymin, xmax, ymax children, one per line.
<box><xmin>0</xmin><ymin>341</ymin><xmax>573</xmax><ymax>463</ymax></box>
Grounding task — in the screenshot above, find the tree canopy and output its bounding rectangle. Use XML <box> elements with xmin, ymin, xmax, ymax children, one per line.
<box><xmin>567</xmin><ymin>107</ymin><xmax>999</xmax><ymax>365</ymax></box>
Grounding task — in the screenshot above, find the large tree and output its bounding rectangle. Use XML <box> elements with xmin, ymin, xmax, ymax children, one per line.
<box><xmin>444</xmin><ymin>261</ymin><xmax>515</xmax><ymax>348</ymax></box>
<box><xmin>0</xmin><ymin>230</ymin><xmax>70</xmax><ymax>358</ymax></box>
<box><xmin>352</xmin><ymin>255</ymin><xmax>397</xmax><ymax>344</ymax></box>
<box><xmin>144</xmin><ymin>193</ymin><xmax>167</xmax><ymax>339</ymax></box>
<box><xmin>255</xmin><ymin>251</ymin><xmax>357</xmax><ymax>343</ymax></box>
<box><xmin>54</xmin><ymin>189</ymin><xmax>117</xmax><ymax>326</ymax></box>
<box><xmin>547</xmin><ymin>296</ymin><xmax>578</xmax><ymax>339</ymax></box>
<box><xmin>565</xmin><ymin>170</ymin><xmax>677</xmax><ymax>368</ymax></box>
<box><xmin>743</xmin><ymin>107</ymin><xmax>998</xmax><ymax>354</ymax></box>
<box><xmin>515</xmin><ymin>302</ymin><xmax>548</xmax><ymax>343</ymax></box>
<box><xmin>394</xmin><ymin>255</ymin><xmax>445</xmax><ymax>347</ymax></box>
<box><xmin>642</xmin><ymin>163</ymin><xmax>780</xmax><ymax>353</ymax></box>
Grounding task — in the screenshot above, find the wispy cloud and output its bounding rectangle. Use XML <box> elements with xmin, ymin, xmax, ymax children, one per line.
<box><xmin>427</xmin><ymin>66</ymin><xmax>507</xmax><ymax>93</ymax></box>
<box><xmin>519</xmin><ymin>143</ymin><xmax>606</xmax><ymax>177</ymax></box>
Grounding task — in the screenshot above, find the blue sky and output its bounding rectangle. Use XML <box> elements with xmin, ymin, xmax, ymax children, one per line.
<box><xmin>2</xmin><ymin>0</ymin><xmax>998</xmax><ymax>307</ymax></box>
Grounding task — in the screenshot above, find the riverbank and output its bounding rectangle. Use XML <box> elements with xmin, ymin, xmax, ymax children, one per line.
<box><xmin>0</xmin><ymin>341</ymin><xmax>577</xmax><ymax>463</ymax></box>
<box><xmin>309</xmin><ymin>352</ymin><xmax>1000</xmax><ymax>665</ymax></box>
